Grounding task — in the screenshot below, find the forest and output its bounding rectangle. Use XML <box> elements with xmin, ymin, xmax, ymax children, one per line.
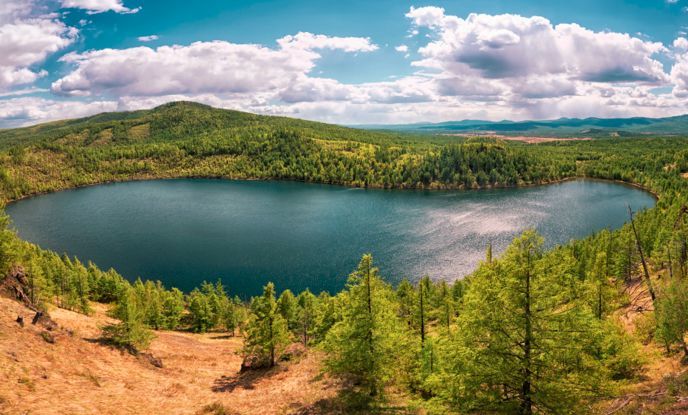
<box><xmin>2</xmin><ymin>102</ymin><xmax>688</xmax><ymax>414</ymax></box>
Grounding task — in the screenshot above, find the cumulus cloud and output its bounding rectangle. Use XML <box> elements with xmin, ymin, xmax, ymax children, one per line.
<box><xmin>276</xmin><ymin>32</ymin><xmax>378</xmax><ymax>52</ymax></box>
<box><xmin>0</xmin><ymin>1</ymin><xmax>78</xmax><ymax>91</ymax></box>
<box><xmin>3</xmin><ymin>3</ymin><xmax>688</xmax><ymax>128</ymax></box>
<box><xmin>671</xmin><ymin>49</ymin><xmax>688</xmax><ymax>97</ymax></box>
<box><xmin>51</xmin><ymin>33</ymin><xmax>378</xmax><ymax>97</ymax></box>
<box><xmin>407</xmin><ymin>8</ymin><xmax>667</xmax><ymax>84</ymax></box>
<box><xmin>137</xmin><ymin>35</ymin><xmax>159</xmax><ymax>42</ymax></box>
<box><xmin>674</xmin><ymin>37</ymin><xmax>688</xmax><ymax>51</ymax></box>
<box><xmin>60</xmin><ymin>0</ymin><xmax>140</xmax><ymax>15</ymax></box>
<box><xmin>0</xmin><ymin>97</ymin><xmax>117</xmax><ymax>127</ymax></box>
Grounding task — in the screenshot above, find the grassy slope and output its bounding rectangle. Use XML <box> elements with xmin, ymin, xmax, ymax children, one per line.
<box><xmin>0</xmin><ymin>296</ymin><xmax>350</xmax><ymax>415</ymax></box>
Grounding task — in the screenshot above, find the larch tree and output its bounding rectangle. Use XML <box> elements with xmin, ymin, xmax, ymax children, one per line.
<box><xmin>244</xmin><ymin>282</ymin><xmax>289</xmax><ymax>367</ymax></box>
<box><xmin>296</xmin><ymin>289</ymin><xmax>316</xmax><ymax>346</ymax></box>
<box><xmin>443</xmin><ymin>231</ymin><xmax>605</xmax><ymax>414</ymax></box>
<box><xmin>323</xmin><ymin>254</ymin><xmax>411</xmax><ymax>396</ymax></box>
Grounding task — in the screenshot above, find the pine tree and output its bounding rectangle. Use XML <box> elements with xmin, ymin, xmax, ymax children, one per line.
<box><xmin>418</xmin><ymin>275</ymin><xmax>431</xmax><ymax>347</ymax></box>
<box><xmin>313</xmin><ymin>291</ymin><xmax>336</xmax><ymax>343</ymax></box>
<box><xmin>443</xmin><ymin>231</ymin><xmax>605</xmax><ymax>414</ymax></box>
<box><xmin>324</xmin><ymin>254</ymin><xmax>410</xmax><ymax>396</ymax></box>
<box><xmin>103</xmin><ymin>286</ymin><xmax>154</xmax><ymax>351</ymax></box>
<box><xmin>188</xmin><ymin>288</ymin><xmax>214</xmax><ymax>332</ymax></box>
<box><xmin>396</xmin><ymin>279</ymin><xmax>416</xmax><ymax>328</ymax></box>
<box><xmin>296</xmin><ymin>289</ymin><xmax>316</xmax><ymax>345</ymax></box>
<box><xmin>161</xmin><ymin>287</ymin><xmax>185</xmax><ymax>330</ymax></box>
<box><xmin>655</xmin><ymin>277</ymin><xmax>688</xmax><ymax>357</ymax></box>
<box><xmin>277</xmin><ymin>289</ymin><xmax>298</xmax><ymax>331</ymax></box>
<box><xmin>585</xmin><ymin>251</ymin><xmax>618</xmax><ymax>320</ymax></box>
<box><xmin>244</xmin><ymin>282</ymin><xmax>289</xmax><ymax>367</ymax></box>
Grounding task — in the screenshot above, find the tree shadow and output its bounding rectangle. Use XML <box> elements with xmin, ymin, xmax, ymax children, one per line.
<box><xmin>288</xmin><ymin>389</ymin><xmax>413</xmax><ymax>415</ymax></box>
<box><xmin>211</xmin><ymin>365</ymin><xmax>285</xmax><ymax>393</ymax></box>
<box><xmin>209</xmin><ymin>334</ymin><xmax>237</xmax><ymax>340</ymax></box>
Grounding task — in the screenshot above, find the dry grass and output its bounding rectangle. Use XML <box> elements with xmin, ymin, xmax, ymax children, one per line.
<box><xmin>0</xmin><ymin>297</ymin><xmax>340</xmax><ymax>415</ymax></box>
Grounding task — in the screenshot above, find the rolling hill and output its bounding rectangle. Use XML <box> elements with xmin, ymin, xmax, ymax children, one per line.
<box><xmin>361</xmin><ymin>114</ymin><xmax>688</xmax><ymax>137</ymax></box>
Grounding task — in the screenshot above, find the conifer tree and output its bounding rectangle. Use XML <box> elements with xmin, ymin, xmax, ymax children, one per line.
<box><xmin>161</xmin><ymin>287</ymin><xmax>185</xmax><ymax>330</ymax></box>
<box><xmin>277</xmin><ymin>289</ymin><xmax>298</xmax><ymax>331</ymax></box>
<box><xmin>103</xmin><ymin>286</ymin><xmax>154</xmax><ymax>351</ymax></box>
<box><xmin>296</xmin><ymin>289</ymin><xmax>316</xmax><ymax>345</ymax></box>
<box><xmin>188</xmin><ymin>288</ymin><xmax>214</xmax><ymax>332</ymax></box>
<box><xmin>655</xmin><ymin>277</ymin><xmax>688</xmax><ymax>357</ymax></box>
<box><xmin>443</xmin><ymin>231</ymin><xmax>604</xmax><ymax>414</ymax></box>
<box><xmin>324</xmin><ymin>254</ymin><xmax>410</xmax><ymax>396</ymax></box>
<box><xmin>244</xmin><ymin>282</ymin><xmax>289</xmax><ymax>367</ymax></box>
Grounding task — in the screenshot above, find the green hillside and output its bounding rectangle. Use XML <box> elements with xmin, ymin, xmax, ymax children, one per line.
<box><xmin>363</xmin><ymin>114</ymin><xmax>688</xmax><ymax>137</ymax></box>
<box><xmin>0</xmin><ymin>101</ymin><xmax>424</xmax><ymax>149</ymax></box>
<box><xmin>0</xmin><ymin>101</ymin><xmax>600</xmax><ymax>202</ymax></box>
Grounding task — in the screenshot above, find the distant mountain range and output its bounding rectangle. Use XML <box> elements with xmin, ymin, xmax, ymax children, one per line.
<box><xmin>359</xmin><ymin>114</ymin><xmax>688</xmax><ymax>137</ymax></box>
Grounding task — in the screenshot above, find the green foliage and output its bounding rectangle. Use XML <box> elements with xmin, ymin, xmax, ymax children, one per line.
<box><xmin>102</xmin><ymin>286</ymin><xmax>154</xmax><ymax>351</ymax></box>
<box><xmin>324</xmin><ymin>255</ymin><xmax>413</xmax><ymax>396</ymax></box>
<box><xmin>188</xmin><ymin>287</ymin><xmax>215</xmax><ymax>333</ymax></box>
<box><xmin>434</xmin><ymin>232</ymin><xmax>607</xmax><ymax>414</ymax></box>
<box><xmin>277</xmin><ymin>289</ymin><xmax>298</xmax><ymax>331</ymax></box>
<box><xmin>296</xmin><ymin>289</ymin><xmax>317</xmax><ymax>345</ymax></box>
<box><xmin>161</xmin><ymin>287</ymin><xmax>185</xmax><ymax>330</ymax></box>
<box><xmin>655</xmin><ymin>276</ymin><xmax>688</xmax><ymax>356</ymax></box>
<box><xmin>244</xmin><ymin>282</ymin><xmax>290</xmax><ymax>367</ymax></box>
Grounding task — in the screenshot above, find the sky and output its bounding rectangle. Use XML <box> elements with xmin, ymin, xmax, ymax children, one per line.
<box><xmin>1</xmin><ymin>0</ymin><xmax>688</xmax><ymax>127</ymax></box>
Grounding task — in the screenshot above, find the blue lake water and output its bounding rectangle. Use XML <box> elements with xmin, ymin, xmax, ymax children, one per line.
<box><xmin>6</xmin><ymin>179</ymin><xmax>655</xmax><ymax>296</ymax></box>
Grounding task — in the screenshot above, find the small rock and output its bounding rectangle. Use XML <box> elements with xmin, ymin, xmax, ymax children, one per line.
<box><xmin>16</xmin><ymin>315</ymin><xmax>24</xmax><ymax>327</ymax></box>
<box><xmin>240</xmin><ymin>353</ymin><xmax>270</xmax><ymax>372</ymax></box>
<box><xmin>40</xmin><ymin>331</ymin><xmax>55</xmax><ymax>344</ymax></box>
<box><xmin>139</xmin><ymin>352</ymin><xmax>163</xmax><ymax>368</ymax></box>
<box><xmin>279</xmin><ymin>343</ymin><xmax>307</xmax><ymax>362</ymax></box>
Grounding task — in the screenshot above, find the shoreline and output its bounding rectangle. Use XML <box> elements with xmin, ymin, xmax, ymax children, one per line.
<box><xmin>2</xmin><ymin>173</ymin><xmax>660</xmax><ymax>207</ymax></box>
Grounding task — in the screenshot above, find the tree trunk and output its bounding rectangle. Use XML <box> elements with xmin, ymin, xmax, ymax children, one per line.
<box><xmin>628</xmin><ymin>206</ymin><xmax>656</xmax><ymax>303</ymax></box>
<box><xmin>597</xmin><ymin>282</ymin><xmax>603</xmax><ymax>320</ymax></box>
<box><xmin>520</xmin><ymin>248</ymin><xmax>533</xmax><ymax>415</ymax></box>
<box><xmin>268</xmin><ymin>316</ymin><xmax>275</xmax><ymax>367</ymax></box>
<box><xmin>365</xmin><ymin>261</ymin><xmax>376</xmax><ymax>396</ymax></box>
<box><xmin>419</xmin><ymin>281</ymin><xmax>425</xmax><ymax>347</ymax></box>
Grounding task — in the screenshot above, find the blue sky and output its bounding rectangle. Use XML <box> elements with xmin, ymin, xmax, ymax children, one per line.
<box><xmin>1</xmin><ymin>0</ymin><xmax>688</xmax><ymax>126</ymax></box>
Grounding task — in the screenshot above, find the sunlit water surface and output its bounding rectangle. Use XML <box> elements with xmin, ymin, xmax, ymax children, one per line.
<box><xmin>6</xmin><ymin>179</ymin><xmax>655</xmax><ymax>296</ymax></box>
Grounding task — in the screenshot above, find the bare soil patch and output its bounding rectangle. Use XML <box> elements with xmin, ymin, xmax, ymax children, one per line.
<box><xmin>0</xmin><ymin>297</ymin><xmax>338</xmax><ymax>415</ymax></box>
<box><xmin>443</xmin><ymin>132</ymin><xmax>593</xmax><ymax>144</ymax></box>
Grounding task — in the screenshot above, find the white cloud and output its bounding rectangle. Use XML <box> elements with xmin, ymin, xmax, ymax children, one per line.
<box><xmin>51</xmin><ymin>34</ymin><xmax>379</xmax><ymax>97</ymax></box>
<box><xmin>674</xmin><ymin>37</ymin><xmax>688</xmax><ymax>51</ymax></box>
<box><xmin>0</xmin><ymin>1</ymin><xmax>78</xmax><ymax>91</ymax></box>
<box><xmin>137</xmin><ymin>35</ymin><xmax>159</xmax><ymax>42</ymax></box>
<box><xmin>0</xmin><ymin>97</ymin><xmax>117</xmax><ymax>127</ymax></box>
<box><xmin>407</xmin><ymin>8</ymin><xmax>668</xmax><ymax>84</ymax></box>
<box><xmin>671</xmin><ymin>45</ymin><xmax>688</xmax><ymax>97</ymax></box>
<box><xmin>3</xmin><ymin>4</ymin><xmax>688</xmax><ymax>128</ymax></box>
<box><xmin>60</xmin><ymin>0</ymin><xmax>140</xmax><ymax>14</ymax></box>
<box><xmin>276</xmin><ymin>32</ymin><xmax>377</xmax><ymax>52</ymax></box>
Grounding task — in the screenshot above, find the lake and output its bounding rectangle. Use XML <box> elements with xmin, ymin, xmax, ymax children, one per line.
<box><xmin>6</xmin><ymin>179</ymin><xmax>655</xmax><ymax>296</ymax></box>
